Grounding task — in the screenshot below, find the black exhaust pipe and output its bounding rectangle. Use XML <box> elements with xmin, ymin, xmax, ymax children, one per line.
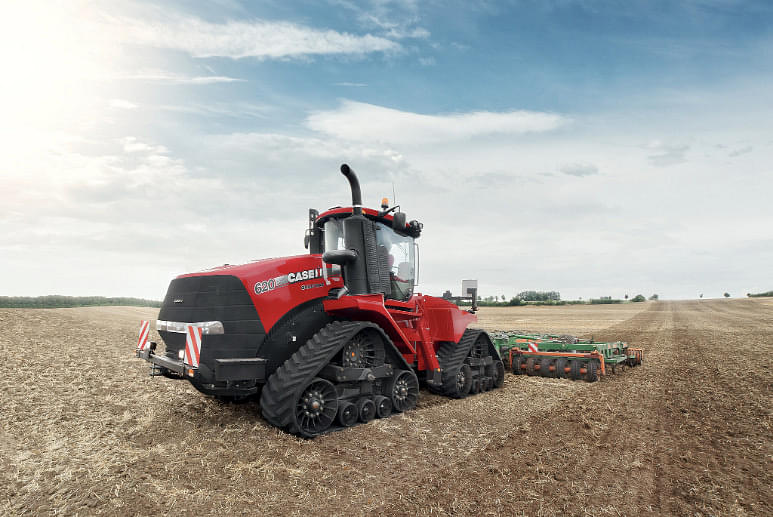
<box><xmin>340</xmin><ymin>163</ymin><xmax>362</xmax><ymax>215</ymax></box>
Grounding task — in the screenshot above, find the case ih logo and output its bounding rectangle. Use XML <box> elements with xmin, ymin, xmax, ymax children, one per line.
<box><xmin>254</xmin><ymin>267</ymin><xmax>331</xmax><ymax>296</ymax></box>
<box><xmin>288</xmin><ymin>268</ymin><xmax>323</xmax><ymax>284</ymax></box>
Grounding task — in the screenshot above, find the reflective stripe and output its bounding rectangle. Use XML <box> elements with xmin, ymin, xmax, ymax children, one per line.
<box><xmin>184</xmin><ymin>325</ymin><xmax>203</xmax><ymax>367</ymax></box>
<box><xmin>136</xmin><ymin>320</ymin><xmax>150</xmax><ymax>350</ymax></box>
<box><xmin>528</xmin><ymin>342</ymin><xmax>539</xmax><ymax>353</ymax></box>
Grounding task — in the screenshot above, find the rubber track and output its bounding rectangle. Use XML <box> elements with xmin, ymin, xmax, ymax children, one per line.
<box><xmin>435</xmin><ymin>328</ymin><xmax>480</xmax><ymax>396</ymax></box>
<box><xmin>260</xmin><ymin>320</ymin><xmax>370</xmax><ymax>435</ymax></box>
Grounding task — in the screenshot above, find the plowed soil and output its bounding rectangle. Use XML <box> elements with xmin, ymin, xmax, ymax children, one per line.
<box><xmin>1</xmin><ymin>300</ymin><xmax>771</xmax><ymax>516</ymax></box>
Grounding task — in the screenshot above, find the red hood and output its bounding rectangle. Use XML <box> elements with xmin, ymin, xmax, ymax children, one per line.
<box><xmin>178</xmin><ymin>254</ymin><xmax>344</xmax><ymax>332</ymax></box>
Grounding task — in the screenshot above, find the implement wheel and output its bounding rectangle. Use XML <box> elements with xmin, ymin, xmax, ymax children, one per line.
<box><xmin>569</xmin><ymin>360</ymin><xmax>583</xmax><ymax>381</ymax></box>
<box><xmin>512</xmin><ymin>355</ymin><xmax>523</xmax><ymax>375</ymax></box>
<box><xmin>539</xmin><ymin>357</ymin><xmax>556</xmax><ymax>378</ymax></box>
<box><xmin>585</xmin><ymin>360</ymin><xmax>599</xmax><ymax>382</ymax></box>
<box><xmin>492</xmin><ymin>360</ymin><xmax>505</xmax><ymax>388</ymax></box>
<box><xmin>554</xmin><ymin>357</ymin><xmax>569</xmax><ymax>378</ymax></box>
<box><xmin>525</xmin><ymin>357</ymin><xmax>537</xmax><ymax>376</ymax></box>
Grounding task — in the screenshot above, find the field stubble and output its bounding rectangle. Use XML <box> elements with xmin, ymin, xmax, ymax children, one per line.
<box><xmin>0</xmin><ymin>300</ymin><xmax>770</xmax><ymax>516</ymax></box>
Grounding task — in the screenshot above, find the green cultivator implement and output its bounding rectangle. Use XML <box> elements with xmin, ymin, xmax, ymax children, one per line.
<box><xmin>491</xmin><ymin>332</ymin><xmax>643</xmax><ymax>382</ymax></box>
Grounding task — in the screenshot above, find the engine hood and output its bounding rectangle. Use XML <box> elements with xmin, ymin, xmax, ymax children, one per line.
<box><xmin>176</xmin><ymin>254</ymin><xmax>343</xmax><ymax>331</ymax></box>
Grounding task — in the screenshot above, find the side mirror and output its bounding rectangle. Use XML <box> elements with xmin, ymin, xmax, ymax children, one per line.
<box><xmin>392</xmin><ymin>212</ymin><xmax>406</xmax><ymax>231</ymax></box>
<box><xmin>322</xmin><ymin>249</ymin><xmax>357</xmax><ymax>265</ymax></box>
<box><xmin>304</xmin><ymin>232</ymin><xmax>310</xmax><ymax>249</ymax></box>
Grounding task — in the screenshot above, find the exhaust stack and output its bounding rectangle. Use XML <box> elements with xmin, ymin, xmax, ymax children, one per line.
<box><xmin>340</xmin><ymin>164</ymin><xmax>362</xmax><ymax>215</ymax></box>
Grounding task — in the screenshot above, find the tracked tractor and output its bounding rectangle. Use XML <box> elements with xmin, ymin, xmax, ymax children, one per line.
<box><xmin>136</xmin><ymin>164</ymin><xmax>504</xmax><ymax>437</ymax></box>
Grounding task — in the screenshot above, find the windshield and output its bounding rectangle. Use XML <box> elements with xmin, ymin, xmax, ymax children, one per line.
<box><xmin>323</xmin><ymin>218</ymin><xmax>416</xmax><ymax>301</ymax></box>
<box><xmin>375</xmin><ymin>222</ymin><xmax>415</xmax><ymax>301</ymax></box>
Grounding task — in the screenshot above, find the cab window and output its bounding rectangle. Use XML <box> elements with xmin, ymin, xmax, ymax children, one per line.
<box><xmin>375</xmin><ymin>222</ymin><xmax>415</xmax><ymax>300</ymax></box>
<box><xmin>324</xmin><ymin>219</ymin><xmax>345</xmax><ymax>252</ymax></box>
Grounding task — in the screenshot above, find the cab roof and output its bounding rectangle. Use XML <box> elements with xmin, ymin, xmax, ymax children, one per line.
<box><xmin>317</xmin><ymin>206</ymin><xmax>420</xmax><ymax>238</ymax></box>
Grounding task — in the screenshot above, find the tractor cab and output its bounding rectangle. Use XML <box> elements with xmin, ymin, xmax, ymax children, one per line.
<box><xmin>304</xmin><ymin>165</ymin><xmax>422</xmax><ymax>302</ymax></box>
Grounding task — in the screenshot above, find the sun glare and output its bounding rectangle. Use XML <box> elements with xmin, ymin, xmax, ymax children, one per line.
<box><xmin>0</xmin><ymin>1</ymin><xmax>113</xmax><ymax>158</ymax></box>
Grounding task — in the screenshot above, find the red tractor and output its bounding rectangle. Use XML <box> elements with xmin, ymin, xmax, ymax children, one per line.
<box><xmin>137</xmin><ymin>164</ymin><xmax>504</xmax><ymax>437</ymax></box>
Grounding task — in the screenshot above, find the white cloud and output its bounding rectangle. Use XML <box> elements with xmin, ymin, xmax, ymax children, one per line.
<box><xmin>108</xmin><ymin>99</ymin><xmax>138</xmax><ymax>110</ymax></box>
<box><xmin>646</xmin><ymin>140</ymin><xmax>689</xmax><ymax>167</ymax></box>
<box><xmin>121</xmin><ymin>16</ymin><xmax>400</xmax><ymax>59</ymax></box>
<box><xmin>305</xmin><ymin>101</ymin><xmax>568</xmax><ymax>144</ymax></box>
<box><xmin>559</xmin><ymin>162</ymin><xmax>599</xmax><ymax>177</ymax></box>
<box><xmin>120</xmin><ymin>136</ymin><xmax>168</xmax><ymax>154</ymax></box>
<box><xmin>728</xmin><ymin>145</ymin><xmax>752</xmax><ymax>157</ymax></box>
<box><xmin>120</xmin><ymin>72</ymin><xmax>246</xmax><ymax>84</ymax></box>
<box><xmin>157</xmin><ymin>101</ymin><xmax>270</xmax><ymax>119</ymax></box>
<box><xmin>331</xmin><ymin>0</ymin><xmax>428</xmax><ymax>40</ymax></box>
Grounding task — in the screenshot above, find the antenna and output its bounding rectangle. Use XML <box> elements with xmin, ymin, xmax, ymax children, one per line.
<box><xmin>392</xmin><ymin>182</ymin><xmax>397</xmax><ymax>210</ymax></box>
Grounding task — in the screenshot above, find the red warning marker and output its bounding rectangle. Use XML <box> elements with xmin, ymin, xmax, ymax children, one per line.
<box><xmin>184</xmin><ymin>325</ymin><xmax>203</xmax><ymax>368</ymax></box>
<box><xmin>136</xmin><ymin>320</ymin><xmax>150</xmax><ymax>351</ymax></box>
<box><xmin>527</xmin><ymin>341</ymin><xmax>539</xmax><ymax>353</ymax></box>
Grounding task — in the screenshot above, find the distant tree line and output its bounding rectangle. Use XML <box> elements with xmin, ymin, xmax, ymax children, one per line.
<box><xmin>0</xmin><ymin>296</ymin><xmax>161</xmax><ymax>308</ymax></box>
<box><xmin>517</xmin><ymin>290</ymin><xmax>561</xmax><ymax>302</ymax></box>
<box><xmin>747</xmin><ymin>291</ymin><xmax>773</xmax><ymax>298</ymax></box>
<box><xmin>451</xmin><ymin>290</ymin><xmax>661</xmax><ymax>307</ymax></box>
<box><xmin>590</xmin><ymin>296</ymin><xmax>623</xmax><ymax>304</ymax></box>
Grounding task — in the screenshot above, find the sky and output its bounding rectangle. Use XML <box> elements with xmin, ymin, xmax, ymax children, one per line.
<box><xmin>1</xmin><ymin>0</ymin><xmax>772</xmax><ymax>301</ymax></box>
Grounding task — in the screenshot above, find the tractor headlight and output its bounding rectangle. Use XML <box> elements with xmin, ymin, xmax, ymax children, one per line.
<box><xmin>156</xmin><ymin>320</ymin><xmax>225</xmax><ymax>335</ymax></box>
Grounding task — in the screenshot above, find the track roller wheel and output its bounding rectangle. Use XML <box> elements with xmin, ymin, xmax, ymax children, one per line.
<box><xmin>554</xmin><ymin>357</ymin><xmax>569</xmax><ymax>378</ymax></box>
<box><xmin>492</xmin><ymin>360</ymin><xmax>505</xmax><ymax>388</ymax></box>
<box><xmin>385</xmin><ymin>369</ymin><xmax>419</xmax><ymax>412</ymax></box>
<box><xmin>337</xmin><ymin>401</ymin><xmax>358</xmax><ymax>427</ymax></box>
<box><xmin>539</xmin><ymin>357</ymin><xmax>555</xmax><ymax>378</ymax></box>
<box><xmin>443</xmin><ymin>363</ymin><xmax>473</xmax><ymax>398</ymax></box>
<box><xmin>357</xmin><ymin>398</ymin><xmax>376</xmax><ymax>422</ymax></box>
<box><xmin>585</xmin><ymin>360</ymin><xmax>599</xmax><ymax>382</ymax></box>
<box><xmin>373</xmin><ymin>395</ymin><xmax>392</xmax><ymax>418</ymax></box>
<box><xmin>295</xmin><ymin>377</ymin><xmax>339</xmax><ymax>436</ymax></box>
<box><xmin>569</xmin><ymin>360</ymin><xmax>583</xmax><ymax>381</ymax></box>
<box><xmin>525</xmin><ymin>357</ymin><xmax>537</xmax><ymax>376</ymax></box>
<box><xmin>481</xmin><ymin>377</ymin><xmax>491</xmax><ymax>392</ymax></box>
<box><xmin>470</xmin><ymin>378</ymin><xmax>481</xmax><ymax>394</ymax></box>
